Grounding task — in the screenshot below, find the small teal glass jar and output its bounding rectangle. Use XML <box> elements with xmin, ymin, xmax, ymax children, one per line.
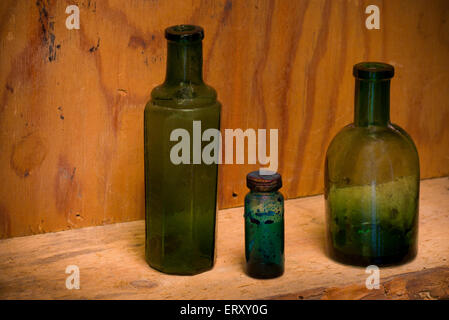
<box><xmin>244</xmin><ymin>171</ymin><xmax>284</xmax><ymax>279</ymax></box>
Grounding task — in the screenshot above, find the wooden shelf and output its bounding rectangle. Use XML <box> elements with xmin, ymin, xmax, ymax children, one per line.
<box><xmin>1</xmin><ymin>178</ymin><xmax>448</xmax><ymax>300</ymax></box>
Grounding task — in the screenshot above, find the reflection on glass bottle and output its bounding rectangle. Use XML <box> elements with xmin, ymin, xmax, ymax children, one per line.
<box><xmin>324</xmin><ymin>62</ymin><xmax>420</xmax><ymax>266</ymax></box>
<box><xmin>144</xmin><ymin>25</ymin><xmax>221</xmax><ymax>275</ymax></box>
<box><xmin>244</xmin><ymin>171</ymin><xmax>284</xmax><ymax>278</ymax></box>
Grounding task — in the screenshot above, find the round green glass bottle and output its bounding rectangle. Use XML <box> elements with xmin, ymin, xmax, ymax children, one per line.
<box><xmin>144</xmin><ymin>25</ymin><xmax>221</xmax><ymax>275</ymax></box>
<box><xmin>324</xmin><ymin>62</ymin><xmax>420</xmax><ymax>266</ymax></box>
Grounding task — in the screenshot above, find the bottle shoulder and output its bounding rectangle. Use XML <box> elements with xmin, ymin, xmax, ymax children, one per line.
<box><xmin>325</xmin><ymin>122</ymin><xmax>420</xmax><ymax>186</ymax></box>
<box><xmin>148</xmin><ymin>81</ymin><xmax>218</xmax><ymax>109</ymax></box>
<box><xmin>327</xmin><ymin>123</ymin><xmax>418</xmax><ymax>156</ymax></box>
<box><xmin>389</xmin><ymin>123</ymin><xmax>419</xmax><ymax>154</ymax></box>
<box><xmin>245</xmin><ymin>190</ymin><xmax>284</xmax><ymax>201</ymax></box>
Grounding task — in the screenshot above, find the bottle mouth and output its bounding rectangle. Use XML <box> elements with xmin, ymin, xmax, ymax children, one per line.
<box><xmin>353</xmin><ymin>62</ymin><xmax>394</xmax><ymax>80</ymax></box>
<box><xmin>165</xmin><ymin>25</ymin><xmax>204</xmax><ymax>41</ymax></box>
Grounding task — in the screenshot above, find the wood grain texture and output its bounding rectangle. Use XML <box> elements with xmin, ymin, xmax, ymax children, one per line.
<box><xmin>271</xmin><ymin>266</ymin><xmax>449</xmax><ymax>300</ymax></box>
<box><xmin>0</xmin><ymin>177</ymin><xmax>448</xmax><ymax>299</ymax></box>
<box><xmin>0</xmin><ymin>0</ymin><xmax>449</xmax><ymax>237</ymax></box>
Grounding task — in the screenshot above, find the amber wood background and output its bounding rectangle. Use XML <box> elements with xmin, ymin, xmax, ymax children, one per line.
<box><xmin>0</xmin><ymin>0</ymin><xmax>448</xmax><ymax>239</ymax></box>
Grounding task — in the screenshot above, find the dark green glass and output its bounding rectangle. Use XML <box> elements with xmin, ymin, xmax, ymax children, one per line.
<box><xmin>244</xmin><ymin>172</ymin><xmax>284</xmax><ymax>279</ymax></box>
<box><xmin>324</xmin><ymin>62</ymin><xmax>420</xmax><ymax>266</ymax></box>
<box><xmin>144</xmin><ymin>25</ymin><xmax>221</xmax><ymax>275</ymax></box>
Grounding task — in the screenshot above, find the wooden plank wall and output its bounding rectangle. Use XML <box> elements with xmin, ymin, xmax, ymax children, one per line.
<box><xmin>0</xmin><ymin>0</ymin><xmax>448</xmax><ymax>238</ymax></box>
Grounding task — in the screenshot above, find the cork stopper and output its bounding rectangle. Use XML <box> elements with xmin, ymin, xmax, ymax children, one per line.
<box><xmin>246</xmin><ymin>171</ymin><xmax>282</xmax><ymax>192</ymax></box>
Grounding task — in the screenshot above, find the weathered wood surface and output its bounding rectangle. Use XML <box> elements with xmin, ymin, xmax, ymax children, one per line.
<box><xmin>0</xmin><ymin>177</ymin><xmax>447</xmax><ymax>300</ymax></box>
<box><xmin>1</xmin><ymin>0</ymin><xmax>449</xmax><ymax>238</ymax></box>
<box><xmin>273</xmin><ymin>267</ymin><xmax>449</xmax><ymax>300</ymax></box>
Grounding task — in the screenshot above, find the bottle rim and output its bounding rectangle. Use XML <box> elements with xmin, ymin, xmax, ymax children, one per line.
<box><xmin>353</xmin><ymin>62</ymin><xmax>394</xmax><ymax>80</ymax></box>
<box><xmin>165</xmin><ymin>25</ymin><xmax>204</xmax><ymax>41</ymax></box>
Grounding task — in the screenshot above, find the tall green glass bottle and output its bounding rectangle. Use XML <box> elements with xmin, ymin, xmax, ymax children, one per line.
<box><xmin>144</xmin><ymin>25</ymin><xmax>221</xmax><ymax>275</ymax></box>
<box><xmin>324</xmin><ymin>62</ymin><xmax>420</xmax><ymax>266</ymax></box>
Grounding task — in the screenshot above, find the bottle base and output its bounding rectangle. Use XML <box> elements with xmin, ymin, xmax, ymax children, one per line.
<box><xmin>146</xmin><ymin>257</ymin><xmax>214</xmax><ymax>276</ymax></box>
<box><xmin>326</xmin><ymin>247</ymin><xmax>417</xmax><ymax>267</ymax></box>
<box><xmin>246</xmin><ymin>262</ymin><xmax>284</xmax><ymax>279</ymax></box>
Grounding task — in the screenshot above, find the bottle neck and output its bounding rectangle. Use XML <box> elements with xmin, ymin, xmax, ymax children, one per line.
<box><xmin>354</xmin><ymin>79</ymin><xmax>390</xmax><ymax>127</ymax></box>
<box><xmin>165</xmin><ymin>40</ymin><xmax>203</xmax><ymax>85</ymax></box>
